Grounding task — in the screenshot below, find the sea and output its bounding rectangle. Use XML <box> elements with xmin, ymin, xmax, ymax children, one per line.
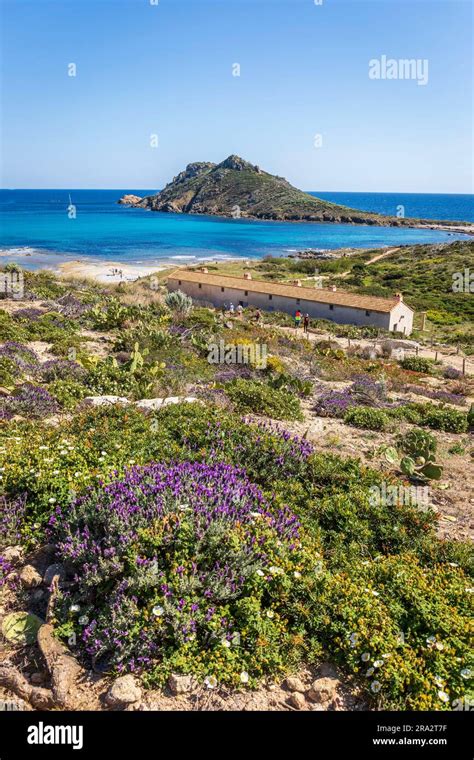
<box><xmin>0</xmin><ymin>189</ymin><xmax>472</xmax><ymax>270</ymax></box>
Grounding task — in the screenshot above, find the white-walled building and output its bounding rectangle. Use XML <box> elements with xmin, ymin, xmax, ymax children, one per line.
<box><xmin>167</xmin><ymin>269</ymin><xmax>414</xmax><ymax>335</ymax></box>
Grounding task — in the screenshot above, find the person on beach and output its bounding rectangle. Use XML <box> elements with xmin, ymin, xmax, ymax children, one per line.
<box><xmin>303</xmin><ymin>313</ymin><xmax>310</xmax><ymax>333</ymax></box>
<box><xmin>294</xmin><ymin>310</ymin><xmax>302</xmax><ymax>328</ymax></box>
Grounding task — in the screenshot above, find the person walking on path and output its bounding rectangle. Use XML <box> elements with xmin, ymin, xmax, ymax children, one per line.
<box><xmin>303</xmin><ymin>313</ymin><xmax>310</xmax><ymax>333</ymax></box>
<box><xmin>236</xmin><ymin>304</ymin><xmax>243</xmax><ymax>318</ymax></box>
<box><xmin>229</xmin><ymin>302</ymin><xmax>235</xmax><ymax>315</ymax></box>
<box><xmin>294</xmin><ymin>310</ymin><xmax>302</xmax><ymax>329</ymax></box>
<box><xmin>255</xmin><ymin>309</ymin><xmax>262</xmax><ymax>324</ymax></box>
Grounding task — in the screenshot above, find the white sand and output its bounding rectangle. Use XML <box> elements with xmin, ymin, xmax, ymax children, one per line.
<box><xmin>58</xmin><ymin>260</ymin><xmax>170</xmax><ymax>283</ymax></box>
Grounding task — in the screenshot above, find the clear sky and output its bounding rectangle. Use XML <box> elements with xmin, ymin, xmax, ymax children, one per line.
<box><xmin>0</xmin><ymin>0</ymin><xmax>472</xmax><ymax>192</ymax></box>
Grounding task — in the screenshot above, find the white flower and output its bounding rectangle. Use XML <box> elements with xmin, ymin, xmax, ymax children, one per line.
<box><xmin>256</xmin><ymin>569</ymin><xmax>265</xmax><ymax>577</ymax></box>
<box><xmin>426</xmin><ymin>635</ymin><xmax>436</xmax><ymax>645</ymax></box>
<box><xmin>382</xmin><ymin>653</ymin><xmax>391</xmax><ymax>659</ymax></box>
<box><xmin>101</xmin><ymin>451</ymin><xmax>107</xmax><ymax>456</ymax></box>
<box><xmin>240</xmin><ymin>671</ymin><xmax>249</xmax><ymax>683</ymax></box>
<box><xmin>98</xmin><ymin>457</ymin><xmax>105</xmax><ymax>463</ymax></box>
<box><xmin>438</xmin><ymin>691</ymin><xmax>449</xmax><ymax>703</ymax></box>
<box><xmin>78</xmin><ymin>615</ymin><xmax>89</xmax><ymax>625</ymax></box>
<box><xmin>70</xmin><ymin>604</ymin><xmax>80</xmax><ymax>613</ymax></box>
<box><xmin>266</xmin><ymin>610</ymin><xmax>275</xmax><ymax>619</ymax></box>
<box><xmin>434</xmin><ymin>676</ymin><xmax>444</xmax><ymax>688</ymax></box>
<box><xmin>366</xmin><ymin>668</ymin><xmax>375</xmax><ymax>677</ymax></box>
<box><xmin>39</xmin><ymin>445</ymin><xmax>48</xmax><ymax>450</ymax></box>
<box><xmin>152</xmin><ymin>605</ymin><xmax>164</xmax><ymax>617</ymax></box>
<box><xmin>53</xmin><ymin>470</ymin><xmax>60</xmax><ymax>475</ymax></box>
<box><xmin>461</xmin><ymin>669</ymin><xmax>471</xmax><ymax>679</ymax></box>
<box><xmin>371</xmin><ymin>590</ymin><xmax>379</xmax><ymax>597</ymax></box>
<box><xmin>361</xmin><ymin>653</ymin><xmax>370</xmax><ymax>662</ymax></box>
<box><xmin>250</xmin><ymin>511</ymin><xmax>262</xmax><ymax>518</ymax></box>
<box><xmin>60</xmin><ymin>450</ymin><xmax>67</xmax><ymax>456</ymax></box>
<box><xmin>221</xmin><ymin>639</ymin><xmax>231</xmax><ymax>648</ymax></box>
<box><xmin>448</xmin><ymin>562</ymin><xmax>459</xmax><ymax>567</ymax></box>
<box><xmin>349</xmin><ymin>633</ymin><xmax>358</xmax><ymax>647</ymax></box>
<box><xmin>294</xmin><ymin>571</ymin><xmax>302</xmax><ymax>579</ymax></box>
<box><xmin>373</xmin><ymin>660</ymin><xmax>384</xmax><ymax>668</ymax></box>
<box><xmin>74</xmin><ymin>471</ymin><xmax>81</xmax><ymax>478</ymax></box>
<box><xmin>269</xmin><ymin>566</ymin><xmax>283</xmax><ymax>575</ymax></box>
<box><xmin>371</xmin><ymin>681</ymin><xmax>381</xmax><ymax>693</ymax></box>
<box><xmin>48</xmin><ymin>497</ymin><xmax>56</xmax><ymax>504</ymax></box>
<box><xmin>204</xmin><ymin>675</ymin><xmax>217</xmax><ymax>689</ymax></box>
<box><xmin>435</xmin><ymin>642</ymin><xmax>444</xmax><ymax>651</ymax></box>
<box><xmin>465</xmin><ymin>588</ymin><xmax>474</xmax><ymax>593</ymax></box>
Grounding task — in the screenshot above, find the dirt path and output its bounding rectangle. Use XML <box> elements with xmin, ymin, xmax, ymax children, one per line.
<box><xmin>272</xmin><ymin>325</ymin><xmax>473</xmax><ymax>375</ymax></box>
<box><xmin>365</xmin><ymin>246</ymin><xmax>400</xmax><ymax>265</ymax></box>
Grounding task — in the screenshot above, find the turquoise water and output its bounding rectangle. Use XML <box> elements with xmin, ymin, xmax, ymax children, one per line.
<box><xmin>0</xmin><ymin>190</ymin><xmax>472</xmax><ymax>269</ymax></box>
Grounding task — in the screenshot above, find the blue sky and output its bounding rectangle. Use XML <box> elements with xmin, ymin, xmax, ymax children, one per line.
<box><xmin>1</xmin><ymin>0</ymin><xmax>472</xmax><ymax>192</ymax></box>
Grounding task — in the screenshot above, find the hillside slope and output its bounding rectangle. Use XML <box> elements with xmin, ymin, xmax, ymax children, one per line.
<box><xmin>120</xmin><ymin>155</ymin><xmax>470</xmax><ymax>228</ymax></box>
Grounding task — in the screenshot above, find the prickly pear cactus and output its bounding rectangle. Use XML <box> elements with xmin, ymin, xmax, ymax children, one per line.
<box><xmin>1</xmin><ymin>611</ymin><xmax>43</xmax><ymax>645</ymax></box>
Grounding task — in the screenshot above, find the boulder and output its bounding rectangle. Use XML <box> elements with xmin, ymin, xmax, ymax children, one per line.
<box><xmin>168</xmin><ymin>674</ymin><xmax>194</xmax><ymax>695</ymax></box>
<box><xmin>83</xmin><ymin>396</ymin><xmax>129</xmax><ymax>407</ymax></box>
<box><xmin>2</xmin><ymin>546</ymin><xmax>23</xmax><ymax>565</ymax></box>
<box><xmin>19</xmin><ymin>565</ymin><xmax>42</xmax><ymax>589</ymax></box>
<box><xmin>288</xmin><ymin>692</ymin><xmax>306</xmax><ymax>710</ymax></box>
<box><xmin>306</xmin><ymin>677</ymin><xmax>340</xmax><ymax>705</ymax></box>
<box><xmin>105</xmin><ymin>675</ymin><xmax>142</xmax><ymax>708</ymax></box>
<box><xmin>161</xmin><ymin>397</ymin><xmax>181</xmax><ymax>407</ymax></box>
<box><xmin>135</xmin><ymin>398</ymin><xmax>163</xmax><ymax>410</ymax></box>
<box><xmin>117</xmin><ymin>195</ymin><xmax>143</xmax><ymax>206</ymax></box>
<box><xmin>43</xmin><ymin>563</ymin><xmax>66</xmax><ymax>586</ymax></box>
<box><xmin>283</xmin><ymin>676</ymin><xmax>306</xmax><ymax>693</ymax></box>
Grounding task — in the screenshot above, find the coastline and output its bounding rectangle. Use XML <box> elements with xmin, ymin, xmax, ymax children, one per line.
<box><xmin>57</xmin><ymin>259</ymin><xmax>168</xmax><ymax>283</ymax></box>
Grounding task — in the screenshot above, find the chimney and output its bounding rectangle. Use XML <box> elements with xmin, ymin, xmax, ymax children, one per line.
<box><xmin>294</xmin><ymin>279</ymin><xmax>302</xmax><ymax>287</ymax></box>
<box><xmin>395</xmin><ymin>292</ymin><xmax>403</xmax><ymax>302</ymax></box>
<box><xmin>331</xmin><ymin>285</ymin><xmax>337</xmax><ymax>292</ymax></box>
<box><xmin>244</xmin><ymin>271</ymin><xmax>252</xmax><ymax>280</ymax></box>
<box><xmin>201</xmin><ymin>267</ymin><xmax>209</xmax><ymax>274</ymax></box>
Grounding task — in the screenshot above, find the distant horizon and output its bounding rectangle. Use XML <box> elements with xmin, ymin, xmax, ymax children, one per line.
<box><xmin>1</xmin><ymin>188</ymin><xmax>473</xmax><ymax>196</ymax></box>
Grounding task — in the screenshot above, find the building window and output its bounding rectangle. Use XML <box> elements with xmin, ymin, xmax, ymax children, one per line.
<box><xmin>329</xmin><ymin>304</ymin><xmax>334</xmax><ymax>311</ymax></box>
<box><xmin>245</xmin><ymin>290</ymin><xmax>248</xmax><ymax>296</ymax></box>
<box><xmin>365</xmin><ymin>310</ymin><xmax>371</xmax><ymax>316</ymax></box>
<box><xmin>269</xmin><ymin>295</ymin><xmax>273</xmax><ymax>300</ymax></box>
<box><xmin>221</xmin><ymin>287</ymin><xmax>225</xmax><ymax>292</ymax></box>
<box><xmin>178</xmin><ymin>280</ymin><xmax>182</xmax><ymax>286</ymax></box>
<box><xmin>198</xmin><ymin>284</ymin><xmax>202</xmax><ymax>289</ymax></box>
<box><xmin>296</xmin><ymin>299</ymin><xmax>300</xmax><ymax>305</ymax></box>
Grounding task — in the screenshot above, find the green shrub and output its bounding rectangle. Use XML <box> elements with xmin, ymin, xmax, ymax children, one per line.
<box><xmin>225</xmin><ymin>379</ymin><xmax>303</xmax><ymax>420</ymax></box>
<box><xmin>344</xmin><ymin>406</ymin><xmax>389</xmax><ymax>431</ymax></box>
<box><xmin>48</xmin><ymin>379</ymin><xmax>87</xmax><ymax>410</ymax></box>
<box><xmin>421</xmin><ymin>406</ymin><xmax>468</xmax><ymax>434</ymax></box>
<box><xmin>399</xmin><ymin>356</ymin><xmax>436</xmax><ymax>374</ymax></box>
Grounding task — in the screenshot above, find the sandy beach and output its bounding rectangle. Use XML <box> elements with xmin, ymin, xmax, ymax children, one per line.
<box><xmin>58</xmin><ymin>259</ymin><xmax>168</xmax><ymax>283</ymax></box>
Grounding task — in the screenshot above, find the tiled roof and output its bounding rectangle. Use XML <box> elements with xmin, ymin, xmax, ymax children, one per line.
<box><xmin>167</xmin><ymin>270</ymin><xmax>412</xmax><ymax>313</ymax></box>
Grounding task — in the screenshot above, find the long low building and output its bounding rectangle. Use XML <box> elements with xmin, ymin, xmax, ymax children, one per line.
<box><xmin>167</xmin><ymin>269</ymin><xmax>414</xmax><ymax>335</ymax></box>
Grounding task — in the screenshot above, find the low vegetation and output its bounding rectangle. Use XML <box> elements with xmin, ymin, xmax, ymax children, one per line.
<box><xmin>0</xmin><ymin>252</ymin><xmax>472</xmax><ymax>712</ymax></box>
